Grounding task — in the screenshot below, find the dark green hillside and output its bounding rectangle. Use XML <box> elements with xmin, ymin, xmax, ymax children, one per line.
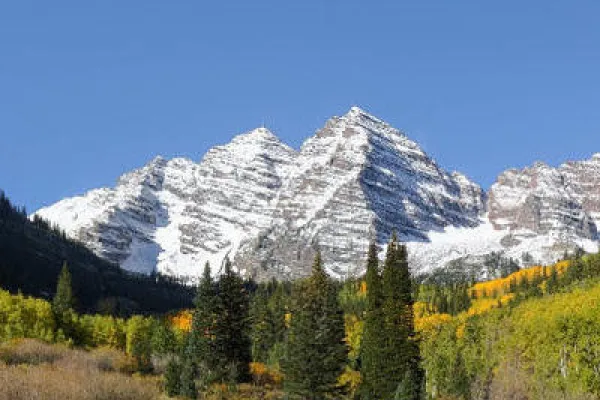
<box><xmin>0</xmin><ymin>190</ymin><xmax>192</xmax><ymax>315</ymax></box>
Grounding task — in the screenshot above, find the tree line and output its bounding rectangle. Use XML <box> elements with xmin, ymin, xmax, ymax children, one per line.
<box><xmin>164</xmin><ymin>233</ymin><xmax>422</xmax><ymax>399</ymax></box>
<box><xmin>0</xmin><ymin>189</ymin><xmax>194</xmax><ymax>315</ymax></box>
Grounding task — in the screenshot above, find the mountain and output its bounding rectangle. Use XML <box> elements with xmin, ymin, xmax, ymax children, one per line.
<box><xmin>234</xmin><ymin>107</ymin><xmax>485</xmax><ymax>279</ymax></box>
<box><xmin>34</xmin><ymin>107</ymin><xmax>600</xmax><ymax>280</ymax></box>
<box><xmin>408</xmin><ymin>156</ymin><xmax>600</xmax><ymax>277</ymax></box>
<box><xmin>0</xmin><ymin>191</ymin><xmax>193</xmax><ymax>315</ymax></box>
<box><xmin>35</xmin><ymin>128</ymin><xmax>296</xmax><ymax>278</ymax></box>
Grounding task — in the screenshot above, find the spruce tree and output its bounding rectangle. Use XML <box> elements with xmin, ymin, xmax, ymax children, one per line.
<box><xmin>250</xmin><ymin>287</ymin><xmax>276</xmax><ymax>363</ymax></box>
<box><xmin>188</xmin><ymin>262</ymin><xmax>218</xmax><ymax>376</ymax></box>
<box><xmin>266</xmin><ymin>281</ymin><xmax>288</xmax><ymax>367</ymax></box>
<box><xmin>394</xmin><ymin>369</ymin><xmax>422</xmax><ymax>400</ymax></box>
<box><xmin>53</xmin><ymin>261</ymin><xmax>74</xmax><ymax>316</ymax></box>
<box><xmin>547</xmin><ymin>266</ymin><xmax>559</xmax><ymax>294</ymax></box>
<box><xmin>282</xmin><ymin>252</ymin><xmax>348</xmax><ymax>400</ymax></box>
<box><xmin>518</xmin><ymin>275</ymin><xmax>530</xmax><ymax>292</ymax></box>
<box><xmin>359</xmin><ymin>242</ymin><xmax>388</xmax><ymax>398</ymax></box>
<box><xmin>164</xmin><ymin>358</ymin><xmax>182</xmax><ymax>397</ymax></box>
<box><xmin>52</xmin><ymin>262</ymin><xmax>76</xmax><ymax>340</ymax></box>
<box><xmin>378</xmin><ymin>233</ymin><xmax>424</xmax><ymax>400</ymax></box>
<box><xmin>180</xmin><ymin>352</ymin><xmax>198</xmax><ymax>399</ymax></box>
<box><xmin>213</xmin><ymin>259</ymin><xmax>252</xmax><ymax>383</ymax></box>
<box><xmin>269</xmin><ymin>282</ymin><xmax>287</xmax><ymax>344</ymax></box>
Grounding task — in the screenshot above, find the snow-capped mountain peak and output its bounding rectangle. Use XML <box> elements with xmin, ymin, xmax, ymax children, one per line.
<box><xmin>34</xmin><ymin>109</ymin><xmax>600</xmax><ymax>280</ymax></box>
<box><xmin>230</xmin><ymin>126</ymin><xmax>278</xmax><ymax>143</ymax></box>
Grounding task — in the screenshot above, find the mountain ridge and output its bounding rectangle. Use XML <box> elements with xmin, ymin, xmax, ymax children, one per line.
<box><xmin>34</xmin><ymin>107</ymin><xmax>600</xmax><ymax>280</ymax></box>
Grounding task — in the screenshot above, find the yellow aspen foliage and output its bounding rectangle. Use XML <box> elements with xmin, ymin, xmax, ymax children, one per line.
<box><xmin>466</xmin><ymin>293</ymin><xmax>514</xmax><ymax>316</ymax></box>
<box><xmin>470</xmin><ymin>261</ymin><xmax>571</xmax><ymax>299</ymax></box>
<box><xmin>284</xmin><ymin>312</ymin><xmax>292</xmax><ymax>327</ymax></box>
<box><xmin>414</xmin><ymin>301</ymin><xmax>430</xmax><ymax>318</ymax></box>
<box><xmin>415</xmin><ymin>313</ymin><xmax>453</xmax><ymax>340</ymax></box>
<box><xmin>250</xmin><ymin>362</ymin><xmax>283</xmax><ymax>386</ymax></box>
<box><xmin>170</xmin><ymin>309</ymin><xmax>193</xmax><ymax>332</ymax></box>
<box><xmin>338</xmin><ymin>366</ymin><xmax>362</xmax><ymax>394</ymax></box>
<box><xmin>456</xmin><ymin>322</ymin><xmax>466</xmax><ymax>339</ymax></box>
<box><xmin>359</xmin><ymin>280</ymin><xmax>368</xmax><ymax>296</ymax></box>
<box><xmin>344</xmin><ymin>314</ymin><xmax>364</xmax><ymax>361</ymax></box>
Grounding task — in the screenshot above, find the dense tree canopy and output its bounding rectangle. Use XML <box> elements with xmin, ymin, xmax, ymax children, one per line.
<box><xmin>282</xmin><ymin>252</ymin><xmax>348</xmax><ymax>400</ymax></box>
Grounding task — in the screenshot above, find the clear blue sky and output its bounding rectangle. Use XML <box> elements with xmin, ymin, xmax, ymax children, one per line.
<box><xmin>2</xmin><ymin>1</ymin><xmax>600</xmax><ymax>212</ymax></box>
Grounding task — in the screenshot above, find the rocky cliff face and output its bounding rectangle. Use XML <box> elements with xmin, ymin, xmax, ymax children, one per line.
<box><xmin>234</xmin><ymin>107</ymin><xmax>485</xmax><ymax>279</ymax></box>
<box><xmin>34</xmin><ymin>108</ymin><xmax>600</xmax><ymax>280</ymax></box>
<box><xmin>561</xmin><ymin>154</ymin><xmax>600</xmax><ymax>226</ymax></box>
<box><xmin>488</xmin><ymin>162</ymin><xmax>597</xmax><ymax>240</ymax></box>
<box><xmin>34</xmin><ymin>156</ymin><xmax>173</xmax><ymax>274</ymax></box>
<box><xmin>36</xmin><ymin>128</ymin><xmax>297</xmax><ymax>277</ymax></box>
<box><xmin>173</xmin><ymin>127</ymin><xmax>297</xmax><ymax>276</ymax></box>
<box><xmin>482</xmin><ymin>157</ymin><xmax>600</xmax><ymax>262</ymax></box>
<box><xmin>490</xmin><ymin>159</ymin><xmax>600</xmax><ymax>240</ymax></box>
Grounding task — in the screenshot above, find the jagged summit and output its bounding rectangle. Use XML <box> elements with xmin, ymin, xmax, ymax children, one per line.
<box><xmin>232</xmin><ymin>126</ymin><xmax>279</xmax><ymax>142</ymax></box>
<box><xmin>343</xmin><ymin>105</ymin><xmax>387</xmax><ymax>124</ymax></box>
<box><xmin>149</xmin><ymin>155</ymin><xmax>167</xmax><ymax>164</ymax></box>
<box><xmin>340</xmin><ymin>106</ymin><xmax>401</xmax><ymax>132</ymax></box>
<box><xmin>231</xmin><ymin>107</ymin><xmax>486</xmax><ymax>278</ymax></box>
<box><xmin>532</xmin><ymin>160</ymin><xmax>550</xmax><ymax>169</ymax></box>
<box><xmin>34</xmin><ymin>109</ymin><xmax>600</xmax><ymax>280</ymax></box>
<box><xmin>344</xmin><ymin>105</ymin><xmax>374</xmax><ymax>119</ymax></box>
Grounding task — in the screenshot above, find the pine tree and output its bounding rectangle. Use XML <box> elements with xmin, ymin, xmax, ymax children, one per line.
<box><xmin>188</xmin><ymin>262</ymin><xmax>218</xmax><ymax>376</ymax></box>
<box><xmin>52</xmin><ymin>262</ymin><xmax>76</xmax><ymax>340</ymax></box>
<box><xmin>52</xmin><ymin>261</ymin><xmax>74</xmax><ymax>316</ymax></box>
<box><xmin>453</xmin><ymin>284</ymin><xmax>471</xmax><ymax>314</ymax></box>
<box><xmin>250</xmin><ymin>287</ymin><xmax>276</xmax><ymax>363</ymax></box>
<box><xmin>547</xmin><ymin>266</ymin><xmax>559</xmax><ymax>294</ymax></box>
<box><xmin>265</xmin><ymin>281</ymin><xmax>288</xmax><ymax>367</ymax></box>
<box><xmin>566</xmin><ymin>258</ymin><xmax>584</xmax><ymax>283</ymax></box>
<box><xmin>164</xmin><ymin>358</ymin><xmax>182</xmax><ymax>397</ymax></box>
<box><xmin>470</xmin><ymin>286</ymin><xmax>478</xmax><ymax>300</ymax></box>
<box><xmin>359</xmin><ymin>242</ymin><xmax>388</xmax><ymax>398</ymax></box>
<box><xmin>509</xmin><ymin>277</ymin><xmax>518</xmax><ymax>293</ymax></box>
<box><xmin>282</xmin><ymin>252</ymin><xmax>348</xmax><ymax>400</ymax></box>
<box><xmin>213</xmin><ymin>259</ymin><xmax>252</xmax><ymax>383</ymax></box>
<box><xmin>269</xmin><ymin>282</ymin><xmax>287</xmax><ymax>344</ymax></box>
<box><xmin>518</xmin><ymin>275</ymin><xmax>530</xmax><ymax>292</ymax></box>
<box><xmin>180</xmin><ymin>352</ymin><xmax>198</xmax><ymax>399</ymax></box>
<box><xmin>394</xmin><ymin>370</ymin><xmax>421</xmax><ymax>400</ymax></box>
<box><xmin>378</xmin><ymin>233</ymin><xmax>424</xmax><ymax>400</ymax></box>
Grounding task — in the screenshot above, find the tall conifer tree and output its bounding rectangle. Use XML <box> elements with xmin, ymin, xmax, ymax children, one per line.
<box><xmin>379</xmin><ymin>233</ymin><xmax>423</xmax><ymax>399</ymax></box>
<box><xmin>282</xmin><ymin>252</ymin><xmax>348</xmax><ymax>400</ymax></box>
<box><xmin>164</xmin><ymin>358</ymin><xmax>182</xmax><ymax>397</ymax></box>
<box><xmin>359</xmin><ymin>242</ymin><xmax>388</xmax><ymax>398</ymax></box>
<box><xmin>53</xmin><ymin>261</ymin><xmax>74</xmax><ymax>316</ymax></box>
<box><xmin>250</xmin><ymin>287</ymin><xmax>276</xmax><ymax>363</ymax></box>
<box><xmin>188</xmin><ymin>262</ymin><xmax>218</xmax><ymax>375</ymax></box>
<box><xmin>52</xmin><ymin>261</ymin><xmax>77</xmax><ymax>340</ymax></box>
<box><xmin>214</xmin><ymin>259</ymin><xmax>252</xmax><ymax>382</ymax></box>
<box><xmin>179</xmin><ymin>354</ymin><xmax>198</xmax><ymax>399</ymax></box>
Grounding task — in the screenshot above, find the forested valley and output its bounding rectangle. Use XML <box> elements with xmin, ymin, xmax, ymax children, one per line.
<box><xmin>3</xmin><ymin>190</ymin><xmax>600</xmax><ymax>399</ymax></box>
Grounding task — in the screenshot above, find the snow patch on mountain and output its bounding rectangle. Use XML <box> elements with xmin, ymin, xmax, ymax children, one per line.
<box><xmin>34</xmin><ymin>108</ymin><xmax>600</xmax><ymax>280</ymax></box>
<box><xmin>408</xmin><ymin>218</ymin><xmax>599</xmax><ymax>275</ymax></box>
